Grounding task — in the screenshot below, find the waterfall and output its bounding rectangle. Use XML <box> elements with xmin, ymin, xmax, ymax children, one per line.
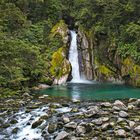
<box><xmin>69</xmin><ymin>30</ymin><xmax>93</xmax><ymax>84</ymax></box>
<box><xmin>69</xmin><ymin>30</ymin><xmax>81</xmax><ymax>83</ymax></box>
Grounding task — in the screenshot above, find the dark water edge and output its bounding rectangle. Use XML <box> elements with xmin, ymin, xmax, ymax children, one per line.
<box><xmin>34</xmin><ymin>82</ymin><xmax>140</xmax><ymax>101</ymax></box>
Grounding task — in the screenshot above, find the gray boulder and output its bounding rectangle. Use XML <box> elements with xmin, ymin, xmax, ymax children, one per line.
<box><xmin>92</xmin><ymin>118</ymin><xmax>103</xmax><ymax>125</ymax></box>
<box><xmin>65</xmin><ymin>122</ymin><xmax>77</xmax><ymax>129</ymax></box>
<box><xmin>134</xmin><ymin>125</ymin><xmax>140</xmax><ymax>134</ymax></box>
<box><xmin>101</xmin><ymin>123</ymin><xmax>111</xmax><ymax>131</ymax></box>
<box><xmin>48</xmin><ymin>122</ymin><xmax>57</xmax><ymax>133</ymax></box>
<box><xmin>119</xmin><ymin>111</ymin><xmax>129</xmax><ymax>118</ymax></box>
<box><xmin>128</xmin><ymin>121</ymin><xmax>135</xmax><ymax>128</ymax></box>
<box><xmin>113</xmin><ymin>100</ymin><xmax>127</xmax><ymax>110</ymax></box>
<box><xmin>115</xmin><ymin>129</ymin><xmax>126</xmax><ymax>137</ymax></box>
<box><xmin>136</xmin><ymin>99</ymin><xmax>140</xmax><ymax>107</ymax></box>
<box><xmin>85</xmin><ymin>106</ymin><xmax>99</xmax><ymax>117</ymax></box>
<box><xmin>76</xmin><ymin>125</ymin><xmax>86</xmax><ymax>134</ymax></box>
<box><xmin>55</xmin><ymin>131</ymin><xmax>69</xmax><ymax>140</ymax></box>
<box><xmin>62</xmin><ymin>116</ymin><xmax>70</xmax><ymax>124</ymax></box>
<box><xmin>101</xmin><ymin>102</ymin><xmax>112</xmax><ymax>108</ymax></box>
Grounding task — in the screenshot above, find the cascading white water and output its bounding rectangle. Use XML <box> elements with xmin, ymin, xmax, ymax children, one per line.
<box><xmin>69</xmin><ymin>30</ymin><xmax>93</xmax><ymax>84</ymax></box>
<box><xmin>69</xmin><ymin>30</ymin><xmax>82</xmax><ymax>83</ymax></box>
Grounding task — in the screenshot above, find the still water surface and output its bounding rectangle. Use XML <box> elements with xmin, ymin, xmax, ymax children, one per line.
<box><xmin>37</xmin><ymin>83</ymin><xmax>140</xmax><ymax>100</ymax></box>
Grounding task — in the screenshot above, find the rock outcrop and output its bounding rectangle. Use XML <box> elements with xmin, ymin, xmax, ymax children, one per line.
<box><xmin>77</xmin><ymin>26</ymin><xmax>140</xmax><ymax>87</ymax></box>
<box><xmin>49</xmin><ymin>20</ymin><xmax>71</xmax><ymax>84</ymax></box>
<box><xmin>78</xmin><ymin>28</ymin><xmax>94</xmax><ymax>80</ymax></box>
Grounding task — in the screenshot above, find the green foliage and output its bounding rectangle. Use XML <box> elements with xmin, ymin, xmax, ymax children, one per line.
<box><xmin>0</xmin><ymin>0</ymin><xmax>68</xmax><ymax>94</ymax></box>
<box><xmin>0</xmin><ymin>38</ymin><xmax>46</xmax><ymax>89</ymax></box>
<box><xmin>121</xmin><ymin>58</ymin><xmax>140</xmax><ymax>87</ymax></box>
<box><xmin>0</xmin><ymin>2</ymin><xmax>28</xmax><ymax>33</ymax></box>
<box><xmin>20</xmin><ymin>21</ymin><xmax>45</xmax><ymax>44</ymax></box>
<box><xmin>118</xmin><ymin>43</ymin><xmax>140</xmax><ymax>62</ymax></box>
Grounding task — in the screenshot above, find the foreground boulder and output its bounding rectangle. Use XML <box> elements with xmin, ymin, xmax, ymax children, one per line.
<box><xmin>76</xmin><ymin>125</ymin><xmax>86</xmax><ymax>134</ymax></box>
<box><xmin>113</xmin><ymin>100</ymin><xmax>127</xmax><ymax>110</ymax></box>
<box><xmin>65</xmin><ymin>122</ymin><xmax>77</xmax><ymax>129</ymax></box>
<box><xmin>62</xmin><ymin>116</ymin><xmax>70</xmax><ymax>124</ymax></box>
<box><xmin>134</xmin><ymin>126</ymin><xmax>140</xmax><ymax>135</ymax></box>
<box><xmin>101</xmin><ymin>123</ymin><xmax>111</xmax><ymax>131</ymax></box>
<box><xmin>55</xmin><ymin>131</ymin><xmax>69</xmax><ymax>140</ymax></box>
<box><xmin>32</xmin><ymin>119</ymin><xmax>43</xmax><ymax>129</ymax></box>
<box><xmin>119</xmin><ymin>111</ymin><xmax>129</xmax><ymax>118</ymax></box>
<box><xmin>115</xmin><ymin>129</ymin><xmax>126</xmax><ymax>137</ymax></box>
<box><xmin>101</xmin><ymin>102</ymin><xmax>112</xmax><ymax>108</ymax></box>
<box><xmin>128</xmin><ymin>121</ymin><xmax>135</xmax><ymax>128</ymax></box>
<box><xmin>48</xmin><ymin>122</ymin><xmax>57</xmax><ymax>133</ymax></box>
<box><xmin>85</xmin><ymin>106</ymin><xmax>100</xmax><ymax>117</ymax></box>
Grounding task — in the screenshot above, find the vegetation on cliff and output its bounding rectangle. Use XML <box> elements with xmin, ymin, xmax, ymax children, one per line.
<box><xmin>0</xmin><ymin>0</ymin><xmax>140</xmax><ymax>96</ymax></box>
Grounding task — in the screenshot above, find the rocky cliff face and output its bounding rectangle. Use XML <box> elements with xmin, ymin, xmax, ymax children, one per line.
<box><xmin>77</xmin><ymin>27</ymin><xmax>140</xmax><ymax>87</ymax></box>
<box><xmin>77</xmin><ymin>29</ymin><xmax>94</xmax><ymax>80</ymax></box>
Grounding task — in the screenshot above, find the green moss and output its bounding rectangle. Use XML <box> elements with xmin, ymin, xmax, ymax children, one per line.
<box><xmin>122</xmin><ymin>58</ymin><xmax>140</xmax><ymax>76</ymax></box>
<box><xmin>99</xmin><ymin>65</ymin><xmax>112</xmax><ymax>76</ymax></box>
<box><xmin>50</xmin><ymin>20</ymin><xmax>68</xmax><ymax>39</ymax></box>
<box><xmin>122</xmin><ymin>58</ymin><xmax>140</xmax><ymax>87</ymax></box>
<box><xmin>95</xmin><ymin>57</ymin><xmax>112</xmax><ymax>76</ymax></box>
<box><xmin>123</xmin><ymin>58</ymin><xmax>133</xmax><ymax>66</ymax></box>
<box><xmin>50</xmin><ymin>47</ymin><xmax>71</xmax><ymax>79</ymax></box>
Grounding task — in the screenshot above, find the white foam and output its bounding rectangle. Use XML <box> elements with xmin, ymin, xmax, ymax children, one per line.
<box><xmin>9</xmin><ymin>106</ymin><xmax>49</xmax><ymax>140</ymax></box>
<box><xmin>69</xmin><ymin>30</ymin><xmax>94</xmax><ymax>84</ymax></box>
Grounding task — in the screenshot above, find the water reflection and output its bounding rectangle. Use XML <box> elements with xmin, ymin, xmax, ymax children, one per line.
<box><xmin>37</xmin><ymin>83</ymin><xmax>140</xmax><ymax>101</ymax></box>
<box><xmin>71</xmin><ymin>85</ymin><xmax>81</xmax><ymax>100</ymax></box>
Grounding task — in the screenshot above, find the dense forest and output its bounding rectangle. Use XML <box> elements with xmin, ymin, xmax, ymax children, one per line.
<box><xmin>0</xmin><ymin>0</ymin><xmax>140</xmax><ymax>97</ymax></box>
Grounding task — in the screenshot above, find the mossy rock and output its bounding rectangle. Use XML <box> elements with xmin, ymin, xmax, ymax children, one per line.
<box><xmin>10</xmin><ymin>119</ymin><xmax>18</xmax><ymax>124</ymax></box>
<box><xmin>1</xmin><ymin>123</ymin><xmax>10</xmax><ymax>129</ymax></box>
<box><xmin>50</xmin><ymin>20</ymin><xmax>68</xmax><ymax>44</ymax></box>
<box><xmin>94</xmin><ymin>57</ymin><xmax>115</xmax><ymax>81</ymax></box>
<box><xmin>27</xmin><ymin>106</ymin><xmax>39</xmax><ymax>109</ymax></box>
<box><xmin>39</xmin><ymin>115</ymin><xmax>49</xmax><ymax>120</ymax></box>
<box><xmin>48</xmin><ymin>122</ymin><xmax>57</xmax><ymax>133</ymax></box>
<box><xmin>50</xmin><ymin>47</ymin><xmax>71</xmax><ymax>79</ymax></box>
<box><xmin>12</xmin><ymin>127</ymin><xmax>19</xmax><ymax>134</ymax></box>
<box><xmin>98</xmin><ymin>65</ymin><xmax>113</xmax><ymax>76</ymax></box>
<box><xmin>121</xmin><ymin>58</ymin><xmax>140</xmax><ymax>87</ymax></box>
<box><xmin>32</xmin><ymin>119</ymin><xmax>43</xmax><ymax>129</ymax></box>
